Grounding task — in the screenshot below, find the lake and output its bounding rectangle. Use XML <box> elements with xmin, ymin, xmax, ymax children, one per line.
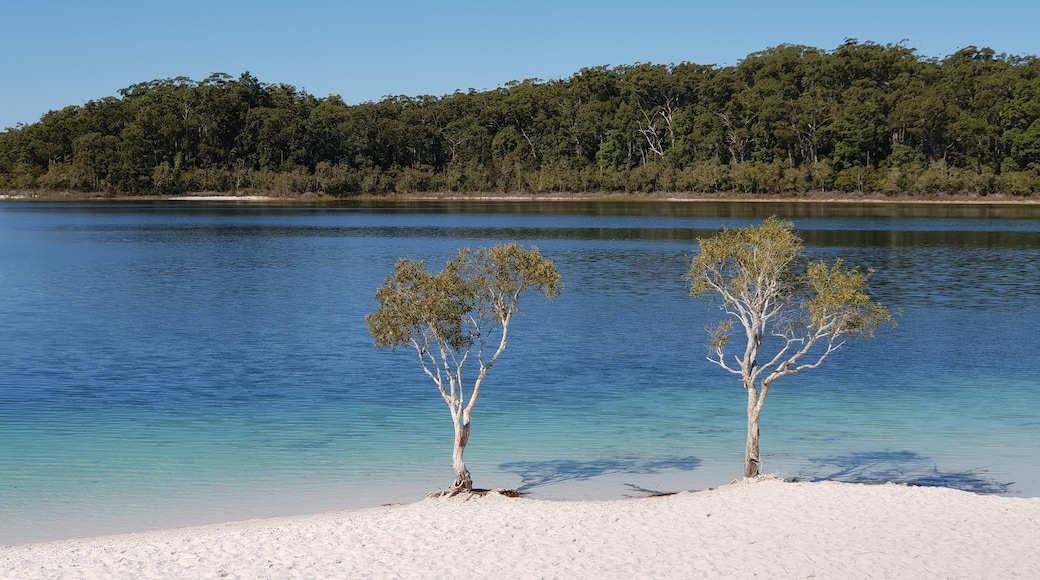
<box><xmin>1</xmin><ymin>199</ymin><xmax>1039</xmax><ymax>545</ymax></box>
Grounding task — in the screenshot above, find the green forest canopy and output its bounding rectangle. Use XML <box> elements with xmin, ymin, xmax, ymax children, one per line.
<box><xmin>2</xmin><ymin>40</ymin><xmax>1040</xmax><ymax>197</ymax></box>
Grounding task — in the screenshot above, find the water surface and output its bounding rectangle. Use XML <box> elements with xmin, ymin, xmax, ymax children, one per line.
<box><xmin>1</xmin><ymin>199</ymin><xmax>1038</xmax><ymax>545</ymax></box>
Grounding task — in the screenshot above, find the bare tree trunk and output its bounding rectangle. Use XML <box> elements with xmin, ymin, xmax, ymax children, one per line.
<box><xmin>450</xmin><ymin>417</ymin><xmax>473</xmax><ymax>491</ymax></box>
<box><xmin>745</xmin><ymin>385</ymin><xmax>761</xmax><ymax>478</ymax></box>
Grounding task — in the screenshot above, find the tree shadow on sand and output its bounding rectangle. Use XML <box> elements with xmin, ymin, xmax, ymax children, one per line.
<box><xmin>798</xmin><ymin>451</ymin><xmax>1015</xmax><ymax>495</ymax></box>
<box><xmin>499</xmin><ymin>456</ymin><xmax>701</xmax><ymax>493</ymax></box>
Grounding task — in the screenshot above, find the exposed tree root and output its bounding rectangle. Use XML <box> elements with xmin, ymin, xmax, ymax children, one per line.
<box><xmin>426</xmin><ymin>488</ymin><xmax>521</xmax><ymax>500</ymax></box>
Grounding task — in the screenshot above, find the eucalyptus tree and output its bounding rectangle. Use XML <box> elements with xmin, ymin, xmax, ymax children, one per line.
<box><xmin>688</xmin><ymin>217</ymin><xmax>895</xmax><ymax>479</ymax></box>
<box><xmin>366</xmin><ymin>243</ymin><xmax>561</xmax><ymax>492</ymax></box>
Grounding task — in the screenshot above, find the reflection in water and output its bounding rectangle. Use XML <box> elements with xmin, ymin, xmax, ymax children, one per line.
<box><xmin>800</xmin><ymin>229</ymin><xmax>1040</xmax><ymax>248</ymax></box>
<box><xmin>8</xmin><ymin>198</ymin><xmax>1040</xmax><ymax>219</ymax></box>
<box><xmin>337</xmin><ymin>199</ymin><xmax>1040</xmax><ymax>220</ymax></box>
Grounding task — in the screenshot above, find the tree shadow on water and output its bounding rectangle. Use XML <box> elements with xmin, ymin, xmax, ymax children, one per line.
<box><xmin>499</xmin><ymin>456</ymin><xmax>702</xmax><ymax>492</ymax></box>
<box><xmin>799</xmin><ymin>451</ymin><xmax>1015</xmax><ymax>495</ymax></box>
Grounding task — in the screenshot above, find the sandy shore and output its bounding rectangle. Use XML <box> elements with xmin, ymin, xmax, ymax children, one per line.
<box><xmin>2</xmin><ymin>478</ymin><xmax>1037</xmax><ymax>579</ymax></box>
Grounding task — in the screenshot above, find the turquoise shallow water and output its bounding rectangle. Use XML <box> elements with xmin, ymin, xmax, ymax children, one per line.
<box><xmin>1</xmin><ymin>200</ymin><xmax>1039</xmax><ymax>545</ymax></box>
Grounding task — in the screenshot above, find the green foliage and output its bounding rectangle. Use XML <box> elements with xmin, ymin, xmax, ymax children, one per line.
<box><xmin>4</xmin><ymin>43</ymin><xmax>1040</xmax><ymax>196</ymax></box>
<box><xmin>366</xmin><ymin>258</ymin><xmax>474</xmax><ymax>352</ymax></box>
<box><xmin>689</xmin><ymin>217</ymin><xmax>892</xmax><ymax>358</ymax></box>
<box><xmin>690</xmin><ymin>216</ymin><xmax>800</xmax><ymax>305</ymax></box>
<box><xmin>805</xmin><ymin>259</ymin><xmax>894</xmax><ymax>338</ymax></box>
<box><xmin>366</xmin><ymin>243</ymin><xmax>561</xmax><ymax>354</ymax></box>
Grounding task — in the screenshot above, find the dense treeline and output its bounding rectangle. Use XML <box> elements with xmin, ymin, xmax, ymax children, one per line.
<box><xmin>3</xmin><ymin>40</ymin><xmax>1040</xmax><ymax>197</ymax></box>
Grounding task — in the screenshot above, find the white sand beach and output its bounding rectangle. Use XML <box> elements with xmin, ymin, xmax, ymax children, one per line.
<box><xmin>2</xmin><ymin>477</ymin><xmax>1037</xmax><ymax>579</ymax></box>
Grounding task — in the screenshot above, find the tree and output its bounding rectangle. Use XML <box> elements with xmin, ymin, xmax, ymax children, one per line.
<box><xmin>366</xmin><ymin>243</ymin><xmax>561</xmax><ymax>492</ymax></box>
<box><xmin>688</xmin><ymin>217</ymin><xmax>895</xmax><ymax>478</ymax></box>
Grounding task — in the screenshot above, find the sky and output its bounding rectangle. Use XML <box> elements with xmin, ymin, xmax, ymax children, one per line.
<box><xmin>2</xmin><ymin>0</ymin><xmax>1038</xmax><ymax>130</ymax></box>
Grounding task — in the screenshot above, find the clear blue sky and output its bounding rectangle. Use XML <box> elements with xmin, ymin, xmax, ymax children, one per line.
<box><xmin>2</xmin><ymin>0</ymin><xmax>1038</xmax><ymax>130</ymax></box>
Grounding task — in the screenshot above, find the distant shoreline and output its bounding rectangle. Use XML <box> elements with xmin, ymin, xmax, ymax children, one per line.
<box><xmin>3</xmin><ymin>189</ymin><xmax>1040</xmax><ymax>205</ymax></box>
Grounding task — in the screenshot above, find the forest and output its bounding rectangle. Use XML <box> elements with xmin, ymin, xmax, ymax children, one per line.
<box><xmin>2</xmin><ymin>40</ymin><xmax>1039</xmax><ymax>197</ymax></box>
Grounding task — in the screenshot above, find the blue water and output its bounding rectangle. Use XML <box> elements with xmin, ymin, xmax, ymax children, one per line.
<box><xmin>1</xmin><ymin>200</ymin><xmax>1039</xmax><ymax>545</ymax></box>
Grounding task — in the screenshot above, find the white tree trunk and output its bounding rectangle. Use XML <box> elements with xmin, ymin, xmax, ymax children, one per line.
<box><xmin>450</xmin><ymin>411</ymin><xmax>473</xmax><ymax>491</ymax></box>
<box><xmin>745</xmin><ymin>382</ymin><xmax>762</xmax><ymax>478</ymax></box>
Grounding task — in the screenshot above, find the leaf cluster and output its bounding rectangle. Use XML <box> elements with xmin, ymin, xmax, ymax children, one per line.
<box><xmin>689</xmin><ymin>217</ymin><xmax>894</xmax><ymax>377</ymax></box>
<box><xmin>690</xmin><ymin>217</ymin><xmax>801</xmax><ymax>303</ymax></box>
<box><xmin>804</xmin><ymin>259</ymin><xmax>894</xmax><ymax>339</ymax></box>
<box><xmin>365</xmin><ymin>243</ymin><xmax>561</xmax><ymax>355</ymax></box>
<box><xmin>366</xmin><ymin>258</ymin><xmax>475</xmax><ymax>352</ymax></box>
